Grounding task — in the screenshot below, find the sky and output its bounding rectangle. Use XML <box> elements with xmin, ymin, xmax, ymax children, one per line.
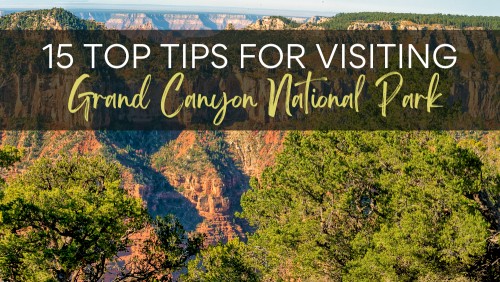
<box><xmin>0</xmin><ymin>0</ymin><xmax>499</xmax><ymax>17</ymax></box>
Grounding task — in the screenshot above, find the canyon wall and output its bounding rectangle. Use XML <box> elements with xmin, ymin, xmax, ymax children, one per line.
<box><xmin>0</xmin><ymin>8</ymin><xmax>498</xmax><ymax>244</ymax></box>
<box><xmin>74</xmin><ymin>12</ymin><xmax>261</xmax><ymax>30</ymax></box>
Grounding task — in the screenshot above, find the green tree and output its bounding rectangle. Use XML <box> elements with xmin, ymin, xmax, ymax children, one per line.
<box><xmin>318</xmin><ymin>12</ymin><xmax>500</xmax><ymax>30</ymax></box>
<box><xmin>0</xmin><ymin>145</ymin><xmax>22</xmax><ymax>185</ymax></box>
<box><xmin>116</xmin><ymin>214</ymin><xmax>204</xmax><ymax>281</ymax></box>
<box><xmin>0</xmin><ymin>146</ymin><xmax>22</xmax><ymax>170</ymax></box>
<box><xmin>0</xmin><ymin>155</ymin><xmax>146</xmax><ymax>281</ymax></box>
<box><xmin>240</xmin><ymin>131</ymin><xmax>500</xmax><ymax>281</ymax></box>
<box><xmin>0</xmin><ymin>8</ymin><xmax>103</xmax><ymax>30</ymax></box>
<box><xmin>183</xmin><ymin>238</ymin><xmax>260</xmax><ymax>282</ymax></box>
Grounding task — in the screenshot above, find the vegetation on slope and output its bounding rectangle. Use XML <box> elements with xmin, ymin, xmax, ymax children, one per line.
<box><xmin>268</xmin><ymin>16</ymin><xmax>301</xmax><ymax>28</ymax></box>
<box><xmin>0</xmin><ymin>8</ymin><xmax>103</xmax><ymax>30</ymax></box>
<box><xmin>0</xmin><ymin>8</ymin><xmax>499</xmax><ymax>281</ymax></box>
<box><xmin>319</xmin><ymin>12</ymin><xmax>500</xmax><ymax>29</ymax></box>
<box><xmin>0</xmin><ymin>152</ymin><xmax>203</xmax><ymax>281</ymax></box>
<box><xmin>189</xmin><ymin>131</ymin><xmax>500</xmax><ymax>281</ymax></box>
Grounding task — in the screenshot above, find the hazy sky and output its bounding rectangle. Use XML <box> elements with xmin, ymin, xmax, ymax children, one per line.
<box><xmin>1</xmin><ymin>0</ymin><xmax>498</xmax><ymax>16</ymax></box>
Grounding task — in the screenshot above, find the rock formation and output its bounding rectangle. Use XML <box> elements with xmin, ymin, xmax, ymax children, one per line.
<box><xmin>0</xmin><ymin>8</ymin><xmax>498</xmax><ymax>245</ymax></box>
<box><xmin>75</xmin><ymin>12</ymin><xmax>261</xmax><ymax>30</ymax></box>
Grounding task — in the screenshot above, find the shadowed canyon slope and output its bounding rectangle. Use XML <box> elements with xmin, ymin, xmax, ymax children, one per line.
<box><xmin>0</xmin><ymin>9</ymin><xmax>287</xmax><ymax>243</ymax></box>
<box><xmin>0</xmin><ymin>130</ymin><xmax>285</xmax><ymax>243</ymax></box>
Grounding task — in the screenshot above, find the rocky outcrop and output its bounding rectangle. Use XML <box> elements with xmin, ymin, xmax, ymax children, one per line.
<box><xmin>148</xmin><ymin>130</ymin><xmax>285</xmax><ymax>243</ymax></box>
<box><xmin>225</xmin><ymin>131</ymin><xmax>284</xmax><ymax>178</ymax></box>
<box><xmin>0</xmin><ymin>12</ymin><xmax>64</xmax><ymax>30</ymax></box>
<box><xmin>151</xmin><ymin>131</ymin><xmax>250</xmax><ymax>243</ymax></box>
<box><xmin>289</xmin><ymin>17</ymin><xmax>308</xmax><ymax>24</ymax></box>
<box><xmin>246</xmin><ymin>15</ymin><xmax>326</xmax><ymax>30</ymax></box>
<box><xmin>0</xmin><ymin>8</ymin><xmax>103</xmax><ymax>30</ymax></box>
<box><xmin>307</xmin><ymin>16</ymin><xmax>329</xmax><ymax>25</ymax></box>
<box><xmin>348</xmin><ymin>21</ymin><xmax>396</xmax><ymax>30</ymax></box>
<box><xmin>296</xmin><ymin>23</ymin><xmax>325</xmax><ymax>30</ymax></box>
<box><xmin>246</xmin><ymin>16</ymin><xmax>289</xmax><ymax>30</ymax></box>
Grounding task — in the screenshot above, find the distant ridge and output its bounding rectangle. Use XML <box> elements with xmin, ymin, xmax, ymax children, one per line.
<box><xmin>74</xmin><ymin>11</ymin><xmax>263</xmax><ymax>30</ymax></box>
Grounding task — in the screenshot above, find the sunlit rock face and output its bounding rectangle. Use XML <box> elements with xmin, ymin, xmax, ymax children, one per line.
<box><xmin>75</xmin><ymin>12</ymin><xmax>261</xmax><ymax>30</ymax></box>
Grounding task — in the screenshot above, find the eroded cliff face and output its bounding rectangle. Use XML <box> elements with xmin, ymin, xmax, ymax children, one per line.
<box><xmin>0</xmin><ymin>10</ymin><xmax>498</xmax><ymax>245</ymax></box>
<box><xmin>0</xmin><ymin>73</ymin><xmax>98</xmax><ymax>127</ymax></box>
<box><xmin>150</xmin><ymin>130</ymin><xmax>284</xmax><ymax>243</ymax></box>
<box><xmin>1</xmin><ymin>28</ymin><xmax>498</xmax><ymax>239</ymax></box>
<box><xmin>76</xmin><ymin>12</ymin><xmax>261</xmax><ymax>30</ymax></box>
<box><xmin>245</xmin><ymin>16</ymin><xmax>321</xmax><ymax>30</ymax></box>
<box><xmin>0</xmin><ymin>129</ymin><xmax>283</xmax><ymax>244</ymax></box>
<box><xmin>307</xmin><ymin>16</ymin><xmax>329</xmax><ymax>25</ymax></box>
<box><xmin>0</xmin><ymin>47</ymin><xmax>290</xmax><ymax>242</ymax></box>
<box><xmin>225</xmin><ymin>131</ymin><xmax>284</xmax><ymax>178</ymax></box>
<box><xmin>246</xmin><ymin>16</ymin><xmax>291</xmax><ymax>30</ymax></box>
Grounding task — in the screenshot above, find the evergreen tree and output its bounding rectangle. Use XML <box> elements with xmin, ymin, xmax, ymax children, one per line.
<box><xmin>0</xmin><ymin>155</ymin><xmax>146</xmax><ymax>281</ymax></box>
<box><xmin>319</xmin><ymin>12</ymin><xmax>500</xmax><ymax>30</ymax></box>
<box><xmin>0</xmin><ymin>146</ymin><xmax>22</xmax><ymax>185</ymax></box>
<box><xmin>183</xmin><ymin>239</ymin><xmax>259</xmax><ymax>282</ymax></box>
<box><xmin>116</xmin><ymin>214</ymin><xmax>204</xmax><ymax>281</ymax></box>
<box><xmin>239</xmin><ymin>131</ymin><xmax>500</xmax><ymax>281</ymax></box>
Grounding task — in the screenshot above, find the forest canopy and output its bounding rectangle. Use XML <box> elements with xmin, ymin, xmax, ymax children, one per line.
<box><xmin>231</xmin><ymin>131</ymin><xmax>500</xmax><ymax>281</ymax></box>
<box><xmin>319</xmin><ymin>12</ymin><xmax>500</xmax><ymax>29</ymax></box>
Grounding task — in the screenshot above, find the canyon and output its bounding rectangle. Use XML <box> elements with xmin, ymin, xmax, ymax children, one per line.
<box><xmin>74</xmin><ymin>11</ymin><xmax>262</xmax><ymax>30</ymax></box>
<box><xmin>0</xmin><ymin>8</ymin><xmax>498</xmax><ymax>246</ymax></box>
<box><xmin>0</xmin><ymin>9</ymin><xmax>315</xmax><ymax>30</ymax></box>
